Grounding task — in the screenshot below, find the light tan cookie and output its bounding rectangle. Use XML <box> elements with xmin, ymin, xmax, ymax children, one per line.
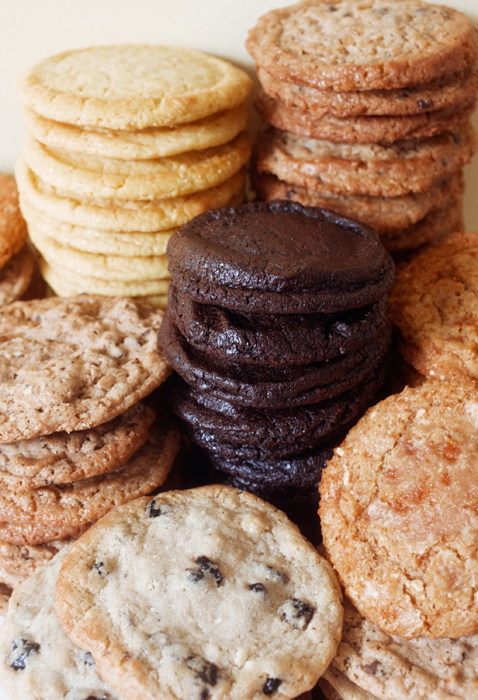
<box><xmin>16</xmin><ymin>157</ymin><xmax>246</xmax><ymax>232</ymax></box>
<box><xmin>0</xmin><ymin>244</ymin><xmax>35</xmax><ymax>307</ymax></box>
<box><xmin>254</xmin><ymin>92</ymin><xmax>476</xmax><ymax>144</ymax></box>
<box><xmin>328</xmin><ymin>597</ymin><xmax>478</xmax><ymax>700</ymax></box>
<box><xmin>17</xmin><ymin>45</ymin><xmax>252</xmax><ymax>129</ymax></box>
<box><xmin>22</xmin><ymin>132</ymin><xmax>251</xmax><ymax>200</ymax></box>
<box><xmin>0</xmin><ymin>173</ymin><xmax>28</xmax><ymax>270</ymax></box>
<box><xmin>0</xmin><ymin>412</ymin><xmax>180</xmax><ymax>545</ymax></box>
<box><xmin>253</xmin><ymin>124</ymin><xmax>476</xmax><ymax>196</ymax></box>
<box><xmin>246</xmin><ymin>0</ymin><xmax>478</xmax><ymax>91</ymax></box>
<box><xmin>321</xmin><ymin>667</ymin><xmax>376</xmax><ymax>700</ymax></box>
<box><xmin>55</xmin><ymin>486</ymin><xmax>343</xmax><ymax>700</ymax></box>
<box><xmin>0</xmin><ymin>402</ymin><xmax>156</xmax><ymax>490</ymax></box>
<box><xmin>250</xmin><ymin>170</ymin><xmax>464</xmax><ymax>233</ymax></box>
<box><xmin>0</xmin><ymin>538</ymin><xmax>74</xmax><ymax>589</ymax></box>
<box><xmin>320</xmin><ymin>376</ymin><xmax>478</xmax><ymax>639</ymax></box>
<box><xmin>22</xmin><ymin>102</ymin><xmax>249</xmax><ymax>159</ymax></box>
<box><xmin>389</xmin><ymin>231</ymin><xmax>478</xmax><ymax>380</ymax></box>
<box><xmin>0</xmin><ymin>296</ymin><xmax>170</xmax><ymax>442</ymax></box>
<box><xmin>0</xmin><ymin>546</ymin><xmax>121</xmax><ymax>700</ymax></box>
<box><xmin>257</xmin><ymin>64</ymin><xmax>478</xmax><ymax>117</ymax></box>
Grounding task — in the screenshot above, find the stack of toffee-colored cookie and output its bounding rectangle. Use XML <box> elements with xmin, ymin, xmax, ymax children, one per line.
<box><xmin>0</xmin><ymin>295</ymin><xmax>178</xmax><ymax>612</ymax></box>
<box><xmin>15</xmin><ymin>45</ymin><xmax>252</xmax><ymax>307</ymax></box>
<box><xmin>158</xmin><ymin>200</ymin><xmax>394</xmax><ymax>539</ymax></box>
<box><xmin>246</xmin><ymin>0</ymin><xmax>478</xmax><ymax>260</ymax></box>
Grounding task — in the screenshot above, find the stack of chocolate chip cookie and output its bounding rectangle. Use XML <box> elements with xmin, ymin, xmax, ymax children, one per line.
<box><xmin>0</xmin><ymin>295</ymin><xmax>179</xmax><ymax>612</ymax></box>
<box><xmin>158</xmin><ymin>200</ymin><xmax>395</xmax><ymax>539</ymax></box>
<box><xmin>15</xmin><ymin>45</ymin><xmax>252</xmax><ymax>307</ymax></box>
<box><xmin>247</xmin><ymin>0</ymin><xmax>478</xmax><ymax>260</ymax></box>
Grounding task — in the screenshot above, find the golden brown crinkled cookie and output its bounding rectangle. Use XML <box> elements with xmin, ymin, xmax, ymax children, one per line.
<box><xmin>246</xmin><ymin>0</ymin><xmax>478</xmax><ymax>91</ymax></box>
<box><xmin>17</xmin><ymin>45</ymin><xmax>252</xmax><ymax>129</ymax></box>
<box><xmin>0</xmin><ymin>244</ymin><xmax>35</xmax><ymax>307</ymax></box>
<box><xmin>0</xmin><ymin>538</ymin><xmax>74</xmax><ymax>590</ymax></box>
<box><xmin>320</xmin><ymin>376</ymin><xmax>478</xmax><ymax>640</ymax></box>
<box><xmin>55</xmin><ymin>486</ymin><xmax>343</xmax><ymax>700</ymax></box>
<box><xmin>0</xmin><ymin>174</ymin><xmax>28</xmax><ymax>270</ymax></box>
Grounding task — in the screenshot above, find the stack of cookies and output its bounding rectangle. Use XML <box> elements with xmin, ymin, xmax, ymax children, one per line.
<box><xmin>246</xmin><ymin>0</ymin><xmax>478</xmax><ymax>260</ymax></box>
<box><xmin>14</xmin><ymin>45</ymin><xmax>252</xmax><ymax>307</ymax></box>
<box><xmin>0</xmin><ymin>486</ymin><xmax>343</xmax><ymax>700</ymax></box>
<box><xmin>0</xmin><ymin>295</ymin><xmax>179</xmax><ymax>612</ymax></box>
<box><xmin>158</xmin><ymin>200</ymin><xmax>395</xmax><ymax>538</ymax></box>
<box><xmin>319</xmin><ymin>375</ymin><xmax>478</xmax><ymax>699</ymax></box>
<box><xmin>0</xmin><ymin>174</ymin><xmax>34</xmax><ymax>307</ymax></box>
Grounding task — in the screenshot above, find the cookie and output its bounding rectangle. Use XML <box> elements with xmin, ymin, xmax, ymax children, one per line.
<box><xmin>254</xmin><ymin>92</ymin><xmax>476</xmax><ymax>144</ymax></box>
<box><xmin>0</xmin><ymin>296</ymin><xmax>170</xmax><ymax>442</ymax></box>
<box><xmin>257</xmin><ymin>64</ymin><xmax>478</xmax><ymax>118</ymax></box>
<box><xmin>17</xmin><ymin>45</ymin><xmax>252</xmax><ymax>129</ymax></box>
<box><xmin>320</xmin><ymin>376</ymin><xmax>478</xmax><ymax>639</ymax></box>
<box><xmin>16</xmin><ymin>158</ymin><xmax>246</xmax><ymax>233</ymax></box>
<box><xmin>389</xmin><ymin>231</ymin><xmax>478</xmax><ymax>380</ymax></box>
<box><xmin>21</xmin><ymin>101</ymin><xmax>249</xmax><ymax>159</ymax></box>
<box><xmin>327</xmin><ymin>597</ymin><xmax>478</xmax><ymax>700</ymax></box>
<box><xmin>159</xmin><ymin>310</ymin><xmax>391</xmax><ymax>408</ymax></box>
<box><xmin>251</xmin><ymin>170</ymin><xmax>464</xmax><ymax>234</ymax></box>
<box><xmin>0</xmin><ymin>546</ymin><xmax>121</xmax><ymax>700</ymax></box>
<box><xmin>253</xmin><ymin>124</ymin><xmax>476</xmax><ymax>197</ymax></box>
<box><xmin>0</xmin><ymin>244</ymin><xmax>35</xmax><ymax>307</ymax></box>
<box><xmin>0</xmin><ymin>538</ymin><xmax>73</xmax><ymax>590</ymax></box>
<box><xmin>0</xmin><ymin>412</ymin><xmax>180</xmax><ymax>545</ymax></box>
<box><xmin>55</xmin><ymin>486</ymin><xmax>343</xmax><ymax>700</ymax></box>
<box><xmin>0</xmin><ymin>173</ymin><xmax>28</xmax><ymax>270</ymax></box>
<box><xmin>167</xmin><ymin>363</ymin><xmax>385</xmax><ymax>460</ymax></box>
<box><xmin>320</xmin><ymin>666</ymin><xmax>376</xmax><ymax>700</ymax></box>
<box><xmin>167</xmin><ymin>200</ymin><xmax>395</xmax><ymax>314</ymax></box>
<box><xmin>246</xmin><ymin>0</ymin><xmax>478</xmax><ymax>91</ymax></box>
<box><xmin>22</xmin><ymin>132</ymin><xmax>251</xmax><ymax>201</ymax></box>
<box><xmin>0</xmin><ymin>402</ymin><xmax>156</xmax><ymax>491</ymax></box>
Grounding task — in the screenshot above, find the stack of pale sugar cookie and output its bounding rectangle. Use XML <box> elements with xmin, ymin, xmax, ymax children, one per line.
<box><xmin>15</xmin><ymin>44</ymin><xmax>252</xmax><ymax>307</ymax></box>
<box><xmin>0</xmin><ymin>295</ymin><xmax>179</xmax><ymax>612</ymax></box>
<box><xmin>247</xmin><ymin>0</ymin><xmax>478</xmax><ymax>261</ymax></box>
<box><xmin>318</xmin><ymin>375</ymin><xmax>478</xmax><ymax>699</ymax></box>
<box><xmin>0</xmin><ymin>485</ymin><xmax>343</xmax><ymax>700</ymax></box>
<box><xmin>0</xmin><ymin>174</ymin><xmax>34</xmax><ymax>307</ymax></box>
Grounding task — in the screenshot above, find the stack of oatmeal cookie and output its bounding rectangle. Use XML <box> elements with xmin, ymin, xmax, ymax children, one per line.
<box><xmin>15</xmin><ymin>45</ymin><xmax>252</xmax><ymax>307</ymax></box>
<box><xmin>0</xmin><ymin>295</ymin><xmax>179</xmax><ymax>612</ymax></box>
<box><xmin>247</xmin><ymin>0</ymin><xmax>478</xmax><ymax>260</ymax></box>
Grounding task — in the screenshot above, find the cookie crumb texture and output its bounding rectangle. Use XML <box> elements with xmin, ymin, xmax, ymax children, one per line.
<box><xmin>320</xmin><ymin>377</ymin><xmax>478</xmax><ymax>640</ymax></box>
<box><xmin>55</xmin><ymin>486</ymin><xmax>343</xmax><ymax>700</ymax></box>
<box><xmin>0</xmin><ymin>296</ymin><xmax>170</xmax><ymax>442</ymax></box>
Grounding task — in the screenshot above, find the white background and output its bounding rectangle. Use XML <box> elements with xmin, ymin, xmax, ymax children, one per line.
<box><xmin>0</xmin><ymin>1</ymin><xmax>477</xmax><ymax>697</ymax></box>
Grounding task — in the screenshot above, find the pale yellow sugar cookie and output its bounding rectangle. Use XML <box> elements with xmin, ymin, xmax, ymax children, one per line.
<box><xmin>16</xmin><ymin>158</ymin><xmax>246</xmax><ymax>232</ymax></box>
<box><xmin>16</xmin><ymin>45</ymin><xmax>253</xmax><ymax>129</ymax></box>
<box><xmin>22</xmin><ymin>132</ymin><xmax>251</xmax><ymax>201</ymax></box>
<box><xmin>21</xmin><ymin>102</ymin><xmax>249</xmax><ymax>159</ymax></box>
<box><xmin>40</xmin><ymin>257</ymin><xmax>170</xmax><ymax>297</ymax></box>
<box><xmin>0</xmin><ymin>174</ymin><xmax>28</xmax><ymax>270</ymax></box>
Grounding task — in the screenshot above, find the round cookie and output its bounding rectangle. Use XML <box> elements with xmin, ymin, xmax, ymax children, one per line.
<box><xmin>253</xmin><ymin>124</ymin><xmax>476</xmax><ymax>197</ymax></box>
<box><xmin>0</xmin><ymin>296</ymin><xmax>171</xmax><ymax>442</ymax></box>
<box><xmin>159</xmin><ymin>310</ymin><xmax>391</xmax><ymax>408</ymax></box>
<box><xmin>0</xmin><ymin>402</ymin><xmax>156</xmax><ymax>491</ymax></box>
<box><xmin>167</xmin><ymin>200</ymin><xmax>395</xmax><ymax>314</ymax></box>
<box><xmin>245</xmin><ymin>0</ymin><xmax>478</xmax><ymax>91</ymax></box>
<box><xmin>0</xmin><ymin>244</ymin><xmax>35</xmax><ymax>307</ymax></box>
<box><xmin>22</xmin><ymin>132</ymin><xmax>251</xmax><ymax>201</ymax></box>
<box><xmin>0</xmin><ymin>412</ymin><xmax>180</xmax><ymax>545</ymax></box>
<box><xmin>0</xmin><ymin>173</ymin><xmax>28</xmax><ymax>270</ymax></box>
<box><xmin>168</xmin><ymin>284</ymin><xmax>391</xmax><ymax>366</ymax></box>
<box><xmin>0</xmin><ymin>546</ymin><xmax>121</xmax><ymax>700</ymax></box>
<box><xmin>389</xmin><ymin>231</ymin><xmax>478</xmax><ymax>380</ymax></box>
<box><xmin>254</xmin><ymin>91</ymin><xmax>476</xmax><ymax>144</ymax></box>
<box><xmin>257</xmin><ymin>64</ymin><xmax>478</xmax><ymax>118</ymax></box>
<box><xmin>55</xmin><ymin>486</ymin><xmax>343</xmax><ymax>700</ymax></box>
<box><xmin>17</xmin><ymin>45</ymin><xmax>253</xmax><ymax>129</ymax></box>
<box><xmin>320</xmin><ymin>376</ymin><xmax>478</xmax><ymax>639</ymax></box>
<box><xmin>0</xmin><ymin>538</ymin><xmax>73</xmax><ymax>590</ymax></box>
<box><xmin>15</xmin><ymin>158</ymin><xmax>246</xmax><ymax>233</ymax></box>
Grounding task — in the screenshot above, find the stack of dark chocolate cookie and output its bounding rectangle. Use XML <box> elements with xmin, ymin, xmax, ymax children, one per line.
<box><xmin>159</xmin><ymin>200</ymin><xmax>394</xmax><ymax>539</ymax></box>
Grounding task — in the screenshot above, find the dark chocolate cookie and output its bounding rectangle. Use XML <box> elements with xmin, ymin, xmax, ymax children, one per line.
<box><xmin>168</xmin><ymin>283</ymin><xmax>391</xmax><ymax>366</ymax></box>
<box><xmin>167</xmin><ymin>361</ymin><xmax>387</xmax><ymax>460</ymax></box>
<box><xmin>159</xmin><ymin>310</ymin><xmax>391</xmax><ymax>408</ymax></box>
<box><xmin>167</xmin><ymin>200</ymin><xmax>395</xmax><ymax>314</ymax></box>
